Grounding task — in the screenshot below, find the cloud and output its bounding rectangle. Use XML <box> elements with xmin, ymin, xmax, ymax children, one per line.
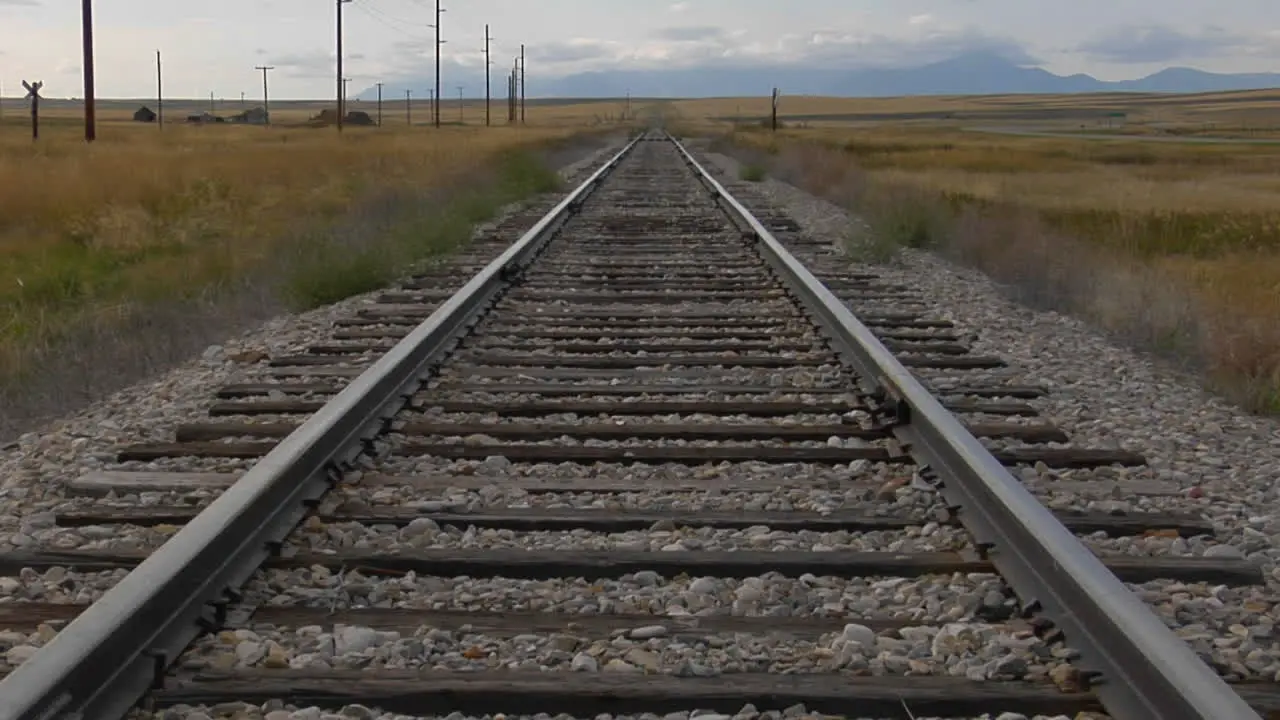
<box><xmin>668</xmin><ymin>2</ymin><xmax>688</xmax><ymax>13</ymax></box>
<box><xmin>0</xmin><ymin>0</ymin><xmax>40</xmax><ymax>5</ymax></box>
<box><xmin>721</xmin><ymin>26</ymin><xmax>1039</xmax><ymax>70</ymax></box>
<box><xmin>527</xmin><ymin>39</ymin><xmax>620</xmax><ymax>65</ymax></box>
<box><xmin>1077</xmin><ymin>24</ymin><xmax>1259</xmax><ymax>64</ymax></box>
<box><xmin>651</xmin><ymin>26</ymin><xmax>726</xmax><ymax>42</ymax></box>
<box><xmin>375</xmin><ymin>13</ymin><xmax>1042</xmax><ymax>85</ymax></box>
<box><xmin>268</xmin><ymin>51</ymin><xmax>344</xmax><ymax>79</ymax></box>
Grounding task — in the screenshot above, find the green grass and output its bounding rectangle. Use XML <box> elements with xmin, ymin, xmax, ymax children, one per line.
<box><xmin>282</xmin><ymin>148</ymin><xmax>562</xmax><ymax>309</ymax></box>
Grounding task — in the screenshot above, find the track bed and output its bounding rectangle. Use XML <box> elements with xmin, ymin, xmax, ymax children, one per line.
<box><xmin>0</xmin><ymin>134</ymin><xmax>1272</xmax><ymax>720</ymax></box>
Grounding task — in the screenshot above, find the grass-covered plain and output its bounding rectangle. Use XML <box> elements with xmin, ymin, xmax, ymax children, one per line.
<box><xmin>0</xmin><ymin>108</ymin><xmax>619</xmax><ymax>437</ymax></box>
<box><xmin>706</xmin><ymin>123</ymin><xmax>1280</xmax><ymax>412</ymax></box>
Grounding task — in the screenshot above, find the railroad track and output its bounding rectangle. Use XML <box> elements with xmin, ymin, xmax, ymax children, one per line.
<box><xmin>0</xmin><ymin>131</ymin><xmax>1275</xmax><ymax>720</ymax></box>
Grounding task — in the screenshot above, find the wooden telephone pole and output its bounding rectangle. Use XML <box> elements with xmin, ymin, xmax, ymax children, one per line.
<box><xmin>336</xmin><ymin>0</ymin><xmax>353</xmax><ymax>132</ymax></box>
<box><xmin>431</xmin><ymin>0</ymin><xmax>446</xmax><ymax>127</ymax></box>
<box><xmin>405</xmin><ymin>89</ymin><xmax>412</xmax><ymax>125</ymax></box>
<box><xmin>508</xmin><ymin>57</ymin><xmax>518</xmax><ymax>124</ymax></box>
<box><xmin>483</xmin><ymin>24</ymin><xmax>494</xmax><ymax>127</ymax></box>
<box><xmin>375</xmin><ymin>81</ymin><xmax>383</xmax><ymax>126</ymax></box>
<box><xmin>519</xmin><ymin>43</ymin><xmax>526</xmax><ymax>125</ymax></box>
<box><xmin>255</xmin><ymin>65</ymin><xmax>274</xmax><ymax>125</ymax></box>
<box><xmin>81</xmin><ymin>0</ymin><xmax>96</xmax><ymax>142</ymax></box>
<box><xmin>156</xmin><ymin>50</ymin><xmax>164</xmax><ymax>130</ymax></box>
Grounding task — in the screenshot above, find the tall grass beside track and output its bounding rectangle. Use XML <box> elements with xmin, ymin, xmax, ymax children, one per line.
<box><xmin>0</xmin><ymin>119</ymin><xmax>608</xmax><ymax>439</ymax></box>
<box><xmin>706</xmin><ymin>125</ymin><xmax>1280</xmax><ymax>413</ymax></box>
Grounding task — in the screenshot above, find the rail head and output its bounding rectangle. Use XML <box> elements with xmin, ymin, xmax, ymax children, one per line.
<box><xmin>664</xmin><ymin>132</ymin><xmax>1259</xmax><ymax>720</ymax></box>
<box><xmin>0</xmin><ymin>132</ymin><xmax>646</xmax><ymax>720</ymax></box>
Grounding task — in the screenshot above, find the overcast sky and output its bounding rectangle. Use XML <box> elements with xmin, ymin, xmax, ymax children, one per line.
<box><xmin>2</xmin><ymin>0</ymin><xmax>1279</xmax><ymax>99</ymax></box>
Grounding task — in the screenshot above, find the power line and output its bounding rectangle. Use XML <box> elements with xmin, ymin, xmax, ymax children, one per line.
<box><xmin>358</xmin><ymin>0</ymin><xmax>436</xmax><ymax>27</ymax></box>
<box><xmin>352</xmin><ymin>2</ymin><xmax>434</xmax><ymax>39</ymax></box>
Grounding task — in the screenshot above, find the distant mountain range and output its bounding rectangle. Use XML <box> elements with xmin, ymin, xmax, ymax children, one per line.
<box><xmin>356</xmin><ymin>51</ymin><xmax>1280</xmax><ymax>101</ymax></box>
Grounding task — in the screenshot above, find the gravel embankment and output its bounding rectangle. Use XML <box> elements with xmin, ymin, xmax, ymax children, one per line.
<box><xmin>692</xmin><ymin>142</ymin><xmax>1280</xmax><ymax>683</ymax></box>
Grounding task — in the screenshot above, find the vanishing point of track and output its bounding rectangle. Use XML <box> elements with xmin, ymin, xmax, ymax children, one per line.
<box><xmin>0</xmin><ymin>131</ymin><xmax>1271</xmax><ymax>720</ymax></box>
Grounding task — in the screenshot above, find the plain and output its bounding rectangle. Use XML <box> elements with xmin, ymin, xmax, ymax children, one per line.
<box><xmin>666</xmin><ymin>90</ymin><xmax>1280</xmax><ymax>413</ymax></box>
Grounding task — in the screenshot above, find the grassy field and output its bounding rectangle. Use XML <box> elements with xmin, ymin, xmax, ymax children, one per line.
<box><xmin>668</xmin><ymin>89</ymin><xmax>1280</xmax><ymax>411</ymax></box>
<box><xmin>0</xmin><ymin>99</ymin><xmax>630</xmax><ymax>438</ymax></box>
<box><xmin>664</xmin><ymin>89</ymin><xmax>1280</xmax><ymax>137</ymax></box>
<box><xmin>6</xmin><ymin>97</ymin><xmax>637</xmax><ymax>128</ymax></box>
<box><xmin>6</xmin><ymin>86</ymin><xmax>1279</xmax><ymax>435</ymax></box>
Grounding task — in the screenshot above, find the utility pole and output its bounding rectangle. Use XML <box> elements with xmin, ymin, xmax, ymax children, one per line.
<box><xmin>429</xmin><ymin>89</ymin><xmax>435</xmax><ymax>125</ymax></box>
<box><xmin>375</xmin><ymin>81</ymin><xmax>383</xmax><ymax>126</ymax></box>
<box><xmin>771</xmin><ymin>87</ymin><xmax>779</xmax><ymax>132</ymax></box>
<box><xmin>519</xmin><ymin>43</ymin><xmax>526</xmax><ymax>125</ymax></box>
<box><xmin>508</xmin><ymin>60</ymin><xmax>517</xmax><ymax>124</ymax></box>
<box><xmin>240</xmin><ymin>91</ymin><xmax>246</xmax><ymax>109</ymax></box>
<box><xmin>405</xmin><ymin>89</ymin><xmax>411</xmax><ymax>125</ymax></box>
<box><xmin>336</xmin><ymin>0</ymin><xmax>353</xmax><ymax>133</ymax></box>
<box><xmin>430</xmin><ymin>0</ymin><xmax>446</xmax><ymax>127</ymax></box>
<box><xmin>255</xmin><ymin>65</ymin><xmax>274</xmax><ymax>125</ymax></box>
<box><xmin>342</xmin><ymin>77</ymin><xmax>352</xmax><ymax>110</ymax></box>
<box><xmin>156</xmin><ymin>50</ymin><xmax>164</xmax><ymax>130</ymax></box>
<box><xmin>483</xmin><ymin>24</ymin><xmax>494</xmax><ymax>126</ymax></box>
<box><xmin>209</xmin><ymin>92</ymin><xmax>215</xmax><ymax>112</ymax></box>
<box><xmin>457</xmin><ymin>85</ymin><xmax>464</xmax><ymax>123</ymax></box>
<box><xmin>81</xmin><ymin>0</ymin><xmax>97</xmax><ymax>142</ymax></box>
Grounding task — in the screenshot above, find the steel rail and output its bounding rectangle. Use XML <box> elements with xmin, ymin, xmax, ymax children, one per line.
<box><xmin>0</xmin><ymin>132</ymin><xmax>645</xmax><ymax>720</ymax></box>
<box><xmin>665</xmin><ymin>132</ymin><xmax>1259</xmax><ymax>720</ymax></box>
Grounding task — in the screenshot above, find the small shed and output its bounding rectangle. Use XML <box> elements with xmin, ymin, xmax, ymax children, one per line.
<box><xmin>231</xmin><ymin>106</ymin><xmax>269</xmax><ymax>125</ymax></box>
<box><xmin>133</xmin><ymin>106</ymin><xmax>157</xmax><ymax>123</ymax></box>
<box><xmin>311</xmin><ymin>108</ymin><xmax>375</xmax><ymax>126</ymax></box>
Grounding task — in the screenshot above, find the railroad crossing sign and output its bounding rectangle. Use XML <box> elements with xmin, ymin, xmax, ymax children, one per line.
<box><xmin>22</xmin><ymin>80</ymin><xmax>42</xmax><ymax>141</ymax></box>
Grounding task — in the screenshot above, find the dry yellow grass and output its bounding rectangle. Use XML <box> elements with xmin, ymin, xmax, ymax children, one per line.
<box><xmin>0</xmin><ymin>103</ymin><xmax>630</xmax><ymax>436</ymax></box>
<box><xmin>0</xmin><ymin>120</ymin><xmax>581</xmax><ymax>327</ymax></box>
<box><xmin>700</xmin><ymin>114</ymin><xmax>1280</xmax><ymax>411</ymax></box>
<box><xmin>20</xmin><ymin>96</ymin><xmax>637</xmax><ymax>128</ymax></box>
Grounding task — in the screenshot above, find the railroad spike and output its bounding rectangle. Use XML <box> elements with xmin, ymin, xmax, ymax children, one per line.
<box><xmin>145</xmin><ymin>649</ymin><xmax>168</xmax><ymax>689</ymax></box>
<box><xmin>1078</xmin><ymin>669</ymin><xmax>1107</xmax><ymax>688</ymax></box>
